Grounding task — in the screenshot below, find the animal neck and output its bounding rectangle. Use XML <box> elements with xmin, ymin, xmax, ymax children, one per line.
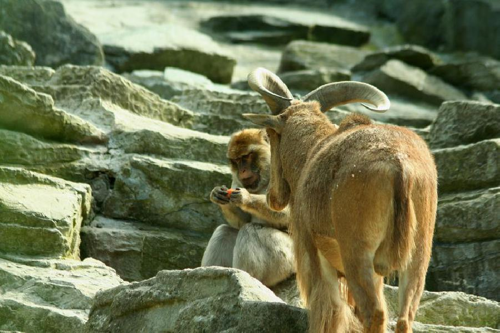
<box><xmin>280</xmin><ymin>112</ymin><xmax>336</xmax><ymax>190</ymax></box>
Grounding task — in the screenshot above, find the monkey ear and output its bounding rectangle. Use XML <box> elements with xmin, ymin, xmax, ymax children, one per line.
<box><xmin>242</xmin><ymin>113</ymin><xmax>284</xmax><ymax>133</ymax></box>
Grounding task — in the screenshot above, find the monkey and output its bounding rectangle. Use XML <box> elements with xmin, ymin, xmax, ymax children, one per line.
<box><xmin>201</xmin><ymin>128</ymin><xmax>295</xmax><ymax>287</ymax></box>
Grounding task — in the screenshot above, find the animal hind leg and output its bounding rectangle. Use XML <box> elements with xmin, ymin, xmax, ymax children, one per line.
<box><xmin>342</xmin><ymin>252</ymin><xmax>387</xmax><ymax>333</ymax></box>
<box><xmin>201</xmin><ymin>224</ymin><xmax>238</xmax><ymax>267</ymax></box>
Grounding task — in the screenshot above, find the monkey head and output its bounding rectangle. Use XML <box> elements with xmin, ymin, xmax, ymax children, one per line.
<box><xmin>227</xmin><ymin>128</ymin><xmax>270</xmax><ymax>194</ymax></box>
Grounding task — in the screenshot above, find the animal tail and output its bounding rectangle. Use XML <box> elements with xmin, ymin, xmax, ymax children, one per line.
<box><xmin>392</xmin><ymin>168</ymin><xmax>417</xmax><ymax>271</ymax></box>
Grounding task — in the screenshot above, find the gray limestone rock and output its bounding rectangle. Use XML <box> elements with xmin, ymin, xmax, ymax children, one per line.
<box><xmin>0</xmin><ymin>31</ymin><xmax>35</xmax><ymax>66</ymax></box>
<box><xmin>0</xmin><ymin>0</ymin><xmax>103</xmax><ymax>67</ymax></box>
<box><xmin>81</xmin><ymin>216</ymin><xmax>209</xmax><ymax>281</ymax></box>
<box><xmin>0</xmin><ymin>256</ymin><xmax>125</xmax><ymax>333</ymax></box>
<box><xmin>433</xmin><ymin>139</ymin><xmax>500</xmax><ymax>193</ymax></box>
<box><xmin>278</xmin><ymin>40</ymin><xmax>367</xmax><ymax>73</ymax></box>
<box><xmin>102</xmin><ymin>25</ymin><xmax>236</xmax><ymax>83</ymax></box>
<box><xmin>0</xmin><ymin>167</ymin><xmax>91</xmax><ymax>259</ymax></box>
<box><xmin>85</xmin><ymin>267</ymin><xmax>307</xmax><ymax>333</ymax></box>
<box><xmin>0</xmin><ymin>74</ymin><xmax>106</xmax><ymax>144</ymax></box>
<box><xmin>429</xmin><ymin>101</ymin><xmax>500</xmax><ymax>149</ymax></box>
<box><xmin>362</xmin><ymin>60</ymin><xmax>467</xmax><ymax>106</ymax></box>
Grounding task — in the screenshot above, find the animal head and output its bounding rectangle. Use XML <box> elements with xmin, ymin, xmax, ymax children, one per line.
<box><xmin>242</xmin><ymin>67</ymin><xmax>391</xmax><ymax>210</ymax></box>
<box><xmin>227</xmin><ymin>128</ymin><xmax>270</xmax><ymax>193</ymax></box>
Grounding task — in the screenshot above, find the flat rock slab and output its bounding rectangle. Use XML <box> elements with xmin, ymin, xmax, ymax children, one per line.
<box><xmin>0</xmin><ymin>0</ymin><xmax>103</xmax><ymax>67</ymax></box>
<box><xmin>85</xmin><ymin>267</ymin><xmax>307</xmax><ymax>333</ymax></box>
<box><xmin>202</xmin><ymin>14</ymin><xmax>370</xmax><ymax>46</ymax></box>
<box><xmin>279</xmin><ymin>69</ymin><xmax>351</xmax><ymax>93</ymax></box>
<box><xmin>103</xmin><ymin>155</ymin><xmax>231</xmax><ymax>235</ymax></box>
<box><xmin>81</xmin><ymin>216</ymin><xmax>209</xmax><ymax>281</ymax></box>
<box><xmin>352</xmin><ymin>44</ymin><xmax>441</xmax><ymax>72</ymax></box>
<box><xmin>0</xmin><ymin>31</ymin><xmax>35</xmax><ymax>66</ymax></box>
<box><xmin>0</xmin><ymin>167</ymin><xmax>91</xmax><ymax>258</ymax></box>
<box><xmin>430</xmin><ymin>56</ymin><xmax>500</xmax><ymax>92</ymax></box>
<box><xmin>428</xmin><ymin>239</ymin><xmax>500</xmax><ymax>301</ymax></box>
<box><xmin>362</xmin><ymin>59</ymin><xmax>467</xmax><ymax>106</ymax></box>
<box><xmin>102</xmin><ymin>25</ymin><xmax>236</xmax><ymax>83</ymax></box>
<box><xmin>436</xmin><ymin>187</ymin><xmax>500</xmax><ymax>243</ymax></box>
<box><xmin>429</xmin><ymin>101</ymin><xmax>500</xmax><ymax>149</ymax></box>
<box><xmin>0</xmin><ymin>256</ymin><xmax>124</xmax><ymax>333</ymax></box>
<box><xmin>433</xmin><ymin>139</ymin><xmax>500</xmax><ymax>193</ymax></box>
<box><xmin>0</xmin><ymin>74</ymin><xmax>106</xmax><ymax>144</ymax></box>
<box><xmin>278</xmin><ymin>40</ymin><xmax>367</xmax><ymax>73</ymax></box>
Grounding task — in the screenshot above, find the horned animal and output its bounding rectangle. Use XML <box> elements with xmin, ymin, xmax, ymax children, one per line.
<box><xmin>244</xmin><ymin>68</ymin><xmax>438</xmax><ymax>333</ymax></box>
<box><xmin>201</xmin><ymin>128</ymin><xmax>295</xmax><ymax>287</ymax></box>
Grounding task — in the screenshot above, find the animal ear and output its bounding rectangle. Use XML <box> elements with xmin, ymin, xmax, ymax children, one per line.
<box><xmin>247</xmin><ymin>67</ymin><xmax>294</xmax><ymax>115</ymax></box>
<box><xmin>303</xmin><ymin>81</ymin><xmax>390</xmax><ymax>113</ymax></box>
<box><xmin>242</xmin><ymin>114</ymin><xmax>285</xmax><ymax>133</ymax></box>
<box><xmin>266</xmin><ymin>128</ymin><xmax>290</xmax><ymax>211</ymax></box>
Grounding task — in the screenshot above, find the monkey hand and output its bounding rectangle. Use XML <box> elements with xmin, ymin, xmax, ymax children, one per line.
<box><xmin>229</xmin><ymin>188</ymin><xmax>250</xmax><ymax>206</ymax></box>
<box><xmin>210</xmin><ymin>185</ymin><xmax>230</xmax><ymax>205</ymax></box>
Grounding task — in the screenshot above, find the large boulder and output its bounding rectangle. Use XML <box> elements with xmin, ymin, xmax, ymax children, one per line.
<box><xmin>352</xmin><ymin>44</ymin><xmax>440</xmax><ymax>72</ymax></box>
<box><xmin>0</xmin><ymin>0</ymin><xmax>104</xmax><ymax>67</ymax></box>
<box><xmin>362</xmin><ymin>60</ymin><xmax>467</xmax><ymax>106</ymax></box>
<box><xmin>0</xmin><ymin>167</ymin><xmax>91</xmax><ymax>259</ymax></box>
<box><xmin>0</xmin><ymin>31</ymin><xmax>35</xmax><ymax>66</ymax></box>
<box><xmin>429</xmin><ymin>101</ymin><xmax>500</xmax><ymax>149</ymax></box>
<box><xmin>85</xmin><ymin>267</ymin><xmax>307</xmax><ymax>333</ymax></box>
<box><xmin>0</xmin><ymin>256</ymin><xmax>125</xmax><ymax>333</ymax></box>
<box><xmin>278</xmin><ymin>40</ymin><xmax>367</xmax><ymax>73</ymax></box>
<box><xmin>433</xmin><ymin>139</ymin><xmax>500</xmax><ymax>193</ymax></box>
<box><xmin>0</xmin><ymin>74</ymin><xmax>106</xmax><ymax>144</ymax></box>
<box><xmin>201</xmin><ymin>14</ymin><xmax>370</xmax><ymax>46</ymax></box>
<box><xmin>429</xmin><ymin>56</ymin><xmax>500</xmax><ymax>92</ymax></box>
<box><xmin>102</xmin><ymin>25</ymin><xmax>236</xmax><ymax>83</ymax></box>
<box><xmin>102</xmin><ymin>155</ymin><xmax>231</xmax><ymax>234</ymax></box>
<box><xmin>81</xmin><ymin>216</ymin><xmax>208</xmax><ymax>282</ymax></box>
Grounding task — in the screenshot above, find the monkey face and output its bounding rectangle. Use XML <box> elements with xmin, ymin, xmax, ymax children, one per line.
<box><xmin>231</xmin><ymin>152</ymin><xmax>262</xmax><ymax>191</ymax></box>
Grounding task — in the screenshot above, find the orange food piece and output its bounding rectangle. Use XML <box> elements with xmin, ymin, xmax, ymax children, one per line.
<box><xmin>226</xmin><ymin>188</ymin><xmax>235</xmax><ymax>198</ymax></box>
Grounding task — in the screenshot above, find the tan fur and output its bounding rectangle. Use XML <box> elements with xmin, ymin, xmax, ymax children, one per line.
<box><xmin>262</xmin><ymin>104</ymin><xmax>437</xmax><ymax>333</ymax></box>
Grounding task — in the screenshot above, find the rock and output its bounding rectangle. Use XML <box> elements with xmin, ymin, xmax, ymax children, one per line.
<box><xmin>0</xmin><ymin>74</ymin><xmax>106</xmax><ymax>144</ymax></box>
<box><xmin>0</xmin><ymin>31</ymin><xmax>35</xmax><ymax>66</ymax></box>
<box><xmin>29</xmin><ymin>65</ymin><xmax>195</xmax><ymax>128</ymax></box>
<box><xmin>103</xmin><ymin>155</ymin><xmax>231</xmax><ymax>235</ymax></box>
<box><xmin>0</xmin><ymin>256</ymin><xmax>124</xmax><ymax>333</ymax></box>
<box><xmin>275</xmin><ymin>275</ymin><xmax>500</xmax><ymax>329</ymax></box>
<box><xmin>279</xmin><ymin>69</ymin><xmax>351</xmax><ymax>93</ymax></box>
<box><xmin>433</xmin><ymin>139</ymin><xmax>500</xmax><ymax>193</ymax></box>
<box><xmin>278</xmin><ymin>40</ymin><xmax>367</xmax><ymax>73</ymax></box>
<box><xmin>384</xmin><ymin>285</ymin><xmax>500</xmax><ymax>328</ymax></box>
<box><xmin>429</xmin><ymin>57</ymin><xmax>500</xmax><ymax>92</ymax></box>
<box><xmin>0</xmin><ymin>0</ymin><xmax>104</xmax><ymax>67</ymax></box>
<box><xmin>0</xmin><ymin>65</ymin><xmax>55</xmax><ymax>85</ymax></box>
<box><xmin>81</xmin><ymin>216</ymin><xmax>208</xmax><ymax>281</ymax></box>
<box><xmin>335</xmin><ymin>97</ymin><xmax>438</xmax><ymax>128</ymax></box>
<box><xmin>172</xmin><ymin>88</ymin><xmax>269</xmax><ymax>135</ymax></box>
<box><xmin>0</xmin><ymin>167</ymin><xmax>91</xmax><ymax>259</ymax></box>
<box><xmin>436</xmin><ymin>187</ymin><xmax>500</xmax><ymax>243</ymax></box>
<box><xmin>85</xmin><ymin>267</ymin><xmax>308</xmax><ymax>333</ymax></box>
<box><xmin>429</xmin><ymin>101</ymin><xmax>500</xmax><ymax>149</ymax></box>
<box><xmin>123</xmin><ymin>68</ymin><xmax>214</xmax><ymax>100</ymax></box>
<box><xmin>362</xmin><ymin>60</ymin><xmax>467</xmax><ymax>106</ymax></box>
<box><xmin>427</xmin><ymin>239</ymin><xmax>500</xmax><ymax>301</ymax></box>
<box><xmin>202</xmin><ymin>14</ymin><xmax>370</xmax><ymax>47</ymax></box>
<box><xmin>352</xmin><ymin>44</ymin><xmax>440</xmax><ymax>72</ymax></box>
<box><xmin>102</xmin><ymin>25</ymin><xmax>236</xmax><ymax>83</ymax></box>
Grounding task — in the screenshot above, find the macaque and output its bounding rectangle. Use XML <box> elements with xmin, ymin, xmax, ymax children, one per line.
<box><xmin>201</xmin><ymin>129</ymin><xmax>294</xmax><ymax>287</ymax></box>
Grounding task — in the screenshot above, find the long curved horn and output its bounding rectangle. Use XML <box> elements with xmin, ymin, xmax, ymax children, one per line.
<box><xmin>303</xmin><ymin>81</ymin><xmax>390</xmax><ymax>113</ymax></box>
<box><xmin>248</xmin><ymin>67</ymin><xmax>294</xmax><ymax>115</ymax></box>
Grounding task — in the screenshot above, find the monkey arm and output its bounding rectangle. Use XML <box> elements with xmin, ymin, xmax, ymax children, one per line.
<box><xmin>237</xmin><ymin>193</ymin><xmax>290</xmax><ymax>229</ymax></box>
<box><xmin>220</xmin><ymin>204</ymin><xmax>252</xmax><ymax>229</ymax></box>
